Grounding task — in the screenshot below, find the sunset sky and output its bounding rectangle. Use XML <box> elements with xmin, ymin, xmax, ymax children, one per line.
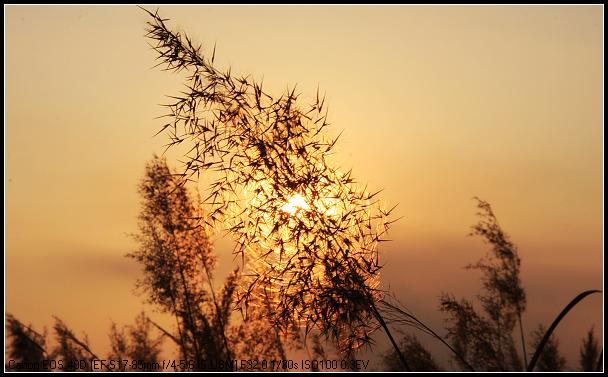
<box><xmin>5</xmin><ymin>5</ymin><xmax>603</xmax><ymax>368</ymax></box>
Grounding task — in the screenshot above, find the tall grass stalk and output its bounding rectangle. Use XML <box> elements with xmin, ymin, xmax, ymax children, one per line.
<box><xmin>140</xmin><ymin>7</ymin><xmax>409</xmax><ymax>368</ymax></box>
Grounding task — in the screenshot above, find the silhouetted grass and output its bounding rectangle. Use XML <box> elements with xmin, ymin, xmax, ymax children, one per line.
<box><xmin>5</xmin><ymin>6</ymin><xmax>602</xmax><ymax>373</ymax></box>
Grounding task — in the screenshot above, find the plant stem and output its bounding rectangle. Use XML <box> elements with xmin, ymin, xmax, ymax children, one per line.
<box><xmin>527</xmin><ymin>290</ymin><xmax>601</xmax><ymax>371</ymax></box>
<box><xmin>172</xmin><ymin>232</ymin><xmax>202</xmax><ymax>364</ymax></box>
<box><xmin>379</xmin><ymin>298</ymin><xmax>475</xmax><ymax>371</ymax></box>
<box><xmin>517</xmin><ymin>310</ymin><xmax>528</xmax><ymax>369</ymax></box>
<box><xmin>413</xmin><ymin>317</ymin><xmax>474</xmax><ymax>371</ymax></box>
<box><xmin>371</xmin><ymin>302</ymin><xmax>410</xmax><ymax>371</ymax></box>
<box><xmin>202</xmin><ymin>261</ymin><xmax>232</xmax><ymax>360</ymax></box>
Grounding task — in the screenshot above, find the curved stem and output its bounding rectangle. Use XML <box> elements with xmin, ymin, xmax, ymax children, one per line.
<box><xmin>379</xmin><ymin>298</ymin><xmax>475</xmax><ymax>371</ymax></box>
<box><xmin>413</xmin><ymin>317</ymin><xmax>475</xmax><ymax>372</ymax></box>
<box><xmin>527</xmin><ymin>290</ymin><xmax>601</xmax><ymax>371</ymax></box>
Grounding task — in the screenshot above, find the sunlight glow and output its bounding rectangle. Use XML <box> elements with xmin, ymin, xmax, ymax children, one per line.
<box><xmin>280</xmin><ymin>194</ymin><xmax>310</xmax><ymax>216</ymax></box>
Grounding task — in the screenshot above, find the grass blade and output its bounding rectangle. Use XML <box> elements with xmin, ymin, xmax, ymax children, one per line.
<box><xmin>527</xmin><ymin>289</ymin><xmax>602</xmax><ymax>371</ymax></box>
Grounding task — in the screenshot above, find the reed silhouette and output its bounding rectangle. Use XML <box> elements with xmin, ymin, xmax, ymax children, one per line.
<box><xmin>6</xmin><ymin>157</ymin><xmax>298</xmax><ymax>372</ymax></box>
<box><xmin>4</xmin><ymin>7</ymin><xmax>602</xmax><ymax>373</ymax></box>
<box><xmin>129</xmin><ymin>156</ymin><xmax>232</xmax><ymax>369</ymax></box>
<box><xmin>140</xmin><ymin>6</ymin><xmax>408</xmax><ymax>368</ymax></box>
<box><xmin>579</xmin><ymin>327</ymin><xmax>601</xmax><ymax>372</ymax></box>
<box><xmin>381</xmin><ymin>334</ymin><xmax>442</xmax><ymax>372</ymax></box>
<box><xmin>108</xmin><ymin>312</ymin><xmax>162</xmax><ymax>372</ymax></box>
<box><xmin>371</xmin><ymin>198</ymin><xmax>602</xmax><ymax>372</ymax></box>
<box><xmin>5</xmin><ymin>315</ymin><xmax>47</xmax><ymax>372</ymax></box>
<box><xmin>138</xmin><ymin>7</ymin><xmax>602</xmax><ymax>372</ymax></box>
<box><xmin>440</xmin><ymin>197</ymin><xmax>525</xmax><ymax>371</ymax></box>
<box><xmin>5</xmin><ymin>188</ymin><xmax>602</xmax><ymax>372</ymax></box>
<box><xmin>129</xmin><ymin>156</ymin><xmax>297</xmax><ymax>371</ymax></box>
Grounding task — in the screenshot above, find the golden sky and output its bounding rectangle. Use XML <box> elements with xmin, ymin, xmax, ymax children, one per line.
<box><xmin>5</xmin><ymin>5</ymin><xmax>603</xmax><ymax>367</ymax></box>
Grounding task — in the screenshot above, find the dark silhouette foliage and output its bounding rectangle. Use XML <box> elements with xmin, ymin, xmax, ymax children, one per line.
<box><xmin>440</xmin><ymin>198</ymin><xmax>525</xmax><ymax>371</ymax></box>
<box><xmin>5</xmin><ymin>7</ymin><xmax>602</xmax><ymax>373</ymax></box>
<box><xmin>382</xmin><ymin>334</ymin><xmax>441</xmax><ymax>372</ymax></box>
<box><xmin>140</xmin><ymin>7</ymin><xmax>406</xmax><ymax>368</ymax></box>
<box><xmin>579</xmin><ymin>327</ymin><xmax>600</xmax><ymax>372</ymax></box>
<box><xmin>130</xmin><ymin>156</ymin><xmax>298</xmax><ymax>370</ymax></box>
<box><xmin>5</xmin><ymin>314</ymin><xmax>47</xmax><ymax>371</ymax></box>
<box><xmin>108</xmin><ymin>312</ymin><xmax>163</xmax><ymax>372</ymax></box>
<box><xmin>47</xmin><ymin>318</ymin><xmax>96</xmax><ymax>371</ymax></box>
<box><xmin>128</xmin><ymin>155</ymin><xmax>231</xmax><ymax>369</ymax></box>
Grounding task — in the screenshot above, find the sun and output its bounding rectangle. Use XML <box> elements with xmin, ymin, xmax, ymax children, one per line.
<box><xmin>280</xmin><ymin>194</ymin><xmax>310</xmax><ymax>216</ymax></box>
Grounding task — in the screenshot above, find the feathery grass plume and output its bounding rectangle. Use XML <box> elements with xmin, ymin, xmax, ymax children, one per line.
<box><xmin>132</xmin><ymin>156</ymin><xmax>298</xmax><ymax>370</ymax></box>
<box><xmin>129</xmin><ymin>156</ymin><xmax>231</xmax><ymax>370</ymax></box>
<box><xmin>109</xmin><ymin>312</ymin><xmax>164</xmax><ymax>372</ymax></box>
<box><xmin>141</xmin><ymin>7</ymin><xmax>401</xmax><ymax>363</ymax></box>
<box><xmin>440</xmin><ymin>198</ymin><xmax>525</xmax><ymax>371</ymax></box>
<box><xmin>108</xmin><ymin>323</ymin><xmax>129</xmax><ymax>371</ymax></box>
<box><xmin>439</xmin><ymin>294</ymin><xmax>509</xmax><ymax>370</ymax></box>
<box><xmin>529</xmin><ymin>324</ymin><xmax>566</xmax><ymax>372</ymax></box>
<box><xmin>468</xmin><ymin>197</ymin><xmax>526</xmax><ymax>337</ymax></box>
<box><xmin>579</xmin><ymin>327</ymin><xmax>601</xmax><ymax>372</ymax></box>
<box><xmin>5</xmin><ymin>314</ymin><xmax>48</xmax><ymax>371</ymax></box>
<box><xmin>50</xmin><ymin>317</ymin><xmax>98</xmax><ymax>371</ymax></box>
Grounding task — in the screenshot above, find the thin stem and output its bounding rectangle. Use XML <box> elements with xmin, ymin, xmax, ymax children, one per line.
<box><xmin>148</xmin><ymin>318</ymin><xmax>180</xmax><ymax>346</ymax></box>
<box><xmin>150</xmin><ymin>230</ymin><xmax>187</xmax><ymax>358</ymax></box>
<box><xmin>527</xmin><ymin>290</ymin><xmax>601</xmax><ymax>371</ymax></box>
<box><xmin>169</xmin><ymin>294</ymin><xmax>187</xmax><ymax>359</ymax></box>
<box><xmin>517</xmin><ymin>310</ymin><xmax>528</xmax><ymax>369</ymax></box>
<box><xmin>172</xmin><ymin>232</ymin><xmax>202</xmax><ymax>363</ymax></box>
<box><xmin>54</xmin><ymin>321</ymin><xmax>109</xmax><ymax>371</ymax></box>
<box><xmin>417</xmin><ymin>321</ymin><xmax>473</xmax><ymax>371</ymax></box>
<box><xmin>370</xmin><ymin>302</ymin><xmax>410</xmax><ymax>372</ymax></box>
<box><xmin>378</xmin><ymin>298</ymin><xmax>475</xmax><ymax>371</ymax></box>
<box><xmin>202</xmin><ymin>259</ymin><xmax>232</xmax><ymax>360</ymax></box>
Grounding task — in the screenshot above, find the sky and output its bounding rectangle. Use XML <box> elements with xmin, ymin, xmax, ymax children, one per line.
<box><xmin>5</xmin><ymin>5</ymin><xmax>603</xmax><ymax>370</ymax></box>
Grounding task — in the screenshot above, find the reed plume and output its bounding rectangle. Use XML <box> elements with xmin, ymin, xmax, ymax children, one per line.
<box><xmin>141</xmin><ymin>7</ymin><xmax>402</xmax><ymax>363</ymax></box>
